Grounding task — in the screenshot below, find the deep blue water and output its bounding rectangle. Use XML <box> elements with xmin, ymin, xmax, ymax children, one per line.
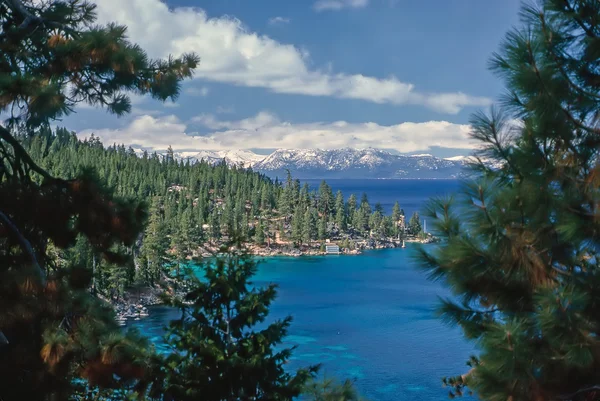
<box><xmin>126</xmin><ymin>249</ymin><xmax>473</xmax><ymax>401</ymax></box>
<box><xmin>302</xmin><ymin>179</ymin><xmax>460</xmax><ymax>216</ymax></box>
<box><xmin>125</xmin><ymin>179</ymin><xmax>474</xmax><ymax>401</ymax></box>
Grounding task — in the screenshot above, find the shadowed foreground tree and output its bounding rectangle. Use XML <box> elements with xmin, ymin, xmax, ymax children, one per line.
<box><xmin>154</xmin><ymin>243</ymin><xmax>319</xmax><ymax>400</ymax></box>
<box><xmin>416</xmin><ymin>1</ymin><xmax>600</xmax><ymax>400</ymax></box>
<box><xmin>0</xmin><ymin>0</ymin><xmax>198</xmax><ymax>399</ymax></box>
<box><xmin>303</xmin><ymin>377</ymin><xmax>366</xmax><ymax>401</ymax></box>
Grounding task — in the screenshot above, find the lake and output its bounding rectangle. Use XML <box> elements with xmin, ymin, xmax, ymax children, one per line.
<box><xmin>125</xmin><ymin>179</ymin><xmax>474</xmax><ymax>401</ymax></box>
<box><xmin>302</xmin><ymin>178</ymin><xmax>460</xmax><ymax>216</ymax></box>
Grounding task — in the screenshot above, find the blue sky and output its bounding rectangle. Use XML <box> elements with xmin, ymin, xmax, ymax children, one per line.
<box><xmin>67</xmin><ymin>0</ymin><xmax>522</xmax><ymax>157</ymax></box>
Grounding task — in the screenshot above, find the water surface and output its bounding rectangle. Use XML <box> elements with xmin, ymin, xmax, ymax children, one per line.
<box><xmin>302</xmin><ymin>178</ymin><xmax>460</xmax><ymax>216</ymax></box>
<box><xmin>127</xmin><ymin>248</ymin><xmax>474</xmax><ymax>401</ymax></box>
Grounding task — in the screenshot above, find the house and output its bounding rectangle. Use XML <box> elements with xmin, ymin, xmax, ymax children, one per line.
<box><xmin>325</xmin><ymin>245</ymin><xmax>340</xmax><ymax>255</ymax></box>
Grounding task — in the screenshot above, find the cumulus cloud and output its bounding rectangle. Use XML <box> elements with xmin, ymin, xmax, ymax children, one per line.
<box><xmin>92</xmin><ymin>0</ymin><xmax>490</xmax><ymax>114</ymax></box>
<box><xmin>268</xmin><ymin>16</ymin><xmax>291</xmax><ymax>25</ymax></box>
<box><xmin>78</xmin><ymin>112</ymin><xmax>476</xmax><ymax>154</ymax></box>
<box><xmin>184</xmin><ymin>86</ymin><xmax>210</xmax><ymax>96</ymax></box>
<box><xmin>314</xmin><ymin>0</ymin><xmax>369</xmax><ymax>11</ymax></box>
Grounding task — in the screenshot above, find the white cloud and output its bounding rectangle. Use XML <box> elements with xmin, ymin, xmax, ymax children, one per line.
<box><xmin>163</xmin><ymin>100</ymin><xmax>179</xmax><ymax>108</ymax></box>
<box><xmin>78</xmin><ymin>112</ymin><xmax>476</xmax><ymax>154</ymax></box>
<box><xmin>184</xmin><ymin>86</ymin><xmax>210</xmax><ymax>96</ymax></box>
<box><xmin>131</xmin><ymin>107</ymin><xmax>164</xmax><ymax>116</ymax></box>
<box><xmin>268</xmin><ymin>16</ymin><xmax>291</xmax><ymax>25</ymax></box>
<box><xmin>92</xmin><ymin>0</ymin><xmax>490</xmax><ymax>114</ymax></box>
<box><xmin>192</xmin><ymin>111</ymin><xmax>279</xmax><ymax>131</ymax></box>
<box><xmin>314</xmin><ymin>0</ymin><xmax>369</xmax><ymax>11</ymax></box>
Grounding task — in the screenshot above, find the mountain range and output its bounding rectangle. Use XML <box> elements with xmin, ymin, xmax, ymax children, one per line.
<box><xmin>171</xmin><ymin>148</ymin><xmax>478</xmax><ymax>179</ymax></box>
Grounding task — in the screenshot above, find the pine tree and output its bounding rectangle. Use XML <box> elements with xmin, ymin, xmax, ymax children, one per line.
<box><xmin>347</xmin><ymin>194</ymin><xmax>358</xmax><ymax>228</ymax></box>
<box><xmin>335</xmin><ymin>190</ymin><xmax>347</xmax><ymax>231</ymax></box>
<box><xmin>302</xmin><ymin>208</ymin><xmax>317</xmax><ymax>245</ymax></box>
<box><xmin>303</xmin><ymin>377</ymin><xmax>365</xmax><ymax>401</ymax></box>
<box><xmin>209</xmin><ymin>206</ymin><xmax>221</xmax><ymax>240</ymax></box>
<box><xmin>407</xmin><ymin>212</ymin><xmax>421</xmax><ymax>236</ymax></box>
<box><xmin>391</xmin><ymin>201</ymin><xmax>402</xmax><ymax>237</ymax></box>
<box><xmin>241</xmin><ymin>212</ymin><xmax>250</xmax><ymax>240</ymax></box>
<box><xmin>359</xmin><ymin>193</ymin><xmax>371</xmax><ymax>215</ymax></box>
<box><xmin>0</xmin><ymin>0</ymin><xmax>198</xmax><ymax>398</ymax></box>
<box><xmin>353</xmin><ymin>209</ymin><xmax>367</xmax><ymax>235</ymax></box>
<box><xmin>140</xmin><ymin>196</ymin><xmax>169</xmax><ymax>284</ymax></box>
<box><xmin>369</xmin><ymin>211</ymin><xmax>382</xmax><ymax>235</ymax></box>
<box><xmin>158</xmin><ymin>247</ymin><xmax>318</xmax><ymax>400</ymax></box>
<box><xmin>291</xmin><ymin>205</ymin><xmax>304</xmax><ymax>245</ymax></box>
<box><xmin>318</xmin><ymin>180</ymin><xmax>335</xmax><ymax>217</ymax></box>
<box><xmin>417</xmin><ymin>2</ymin><xmax>600</xmax><ymax>400</ymax></box>
<box><xmin>255</xmin><ymin>219</ymin><xmax>266</xmax><ymax>245</ymax></box>
<box><xmin>279</xmin><ymin>170</ymin><xmax>295</xmax><ymax>219</ymax></box>
<box><xmin>318</xmin><ymin>216</ymin><xmax>328</xmax><ymax>240</ymax></box>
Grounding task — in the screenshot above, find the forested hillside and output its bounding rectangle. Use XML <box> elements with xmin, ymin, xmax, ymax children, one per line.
<box><xmin>22</xmin><ymin>127</ymin><xmax>419</xmax><ymax>299</ymax></box>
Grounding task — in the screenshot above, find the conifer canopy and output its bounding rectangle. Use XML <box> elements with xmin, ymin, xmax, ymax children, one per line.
<box><xmin>417</xmin><ymin>1</ymin><xmax>600</xmax><ymax>400</ymax></box>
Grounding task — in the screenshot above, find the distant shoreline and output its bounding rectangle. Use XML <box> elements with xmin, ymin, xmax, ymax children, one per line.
<box><xmin>115</xmin><ymin>240</ymin><xmax>433</xmax><ymax>324</ymax></box>
<box><xmin>195</xmin><ymin>235</ymin><xmax>435</xmax><ymax>259</ymax></box>
<box><xmin>293</xmin><ymin>177</ymin><xmax>461</xmax><ymax>181</ymax></box>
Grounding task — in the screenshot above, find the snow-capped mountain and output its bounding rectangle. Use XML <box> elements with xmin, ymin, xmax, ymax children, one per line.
<box><xmin>163</xmin><ymin>147</ymin><xmax>482</xmax><ymax>178</ymax></box>
<box><xmin>252</xmin><ymin>148</ymin><xmax>466</xmax><ymax>179</ymax></box>
<box><xmin>444</xmin><ymin>154</ymin><xmax>505</xmax><ymax>170</ymax></box>
<box><xmin>175</xmin><ymin>149</ymin><xmax>264</xmax><ymax>167</ymax></box>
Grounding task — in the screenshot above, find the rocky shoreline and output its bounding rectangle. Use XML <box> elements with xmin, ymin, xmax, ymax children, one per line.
<box><xmin>194</xmin><ymin>235</ymin><xmax>436</xmax><ymax>258</ymax></box>
<box><xmin>111</xmin><ymin>288</ymin><xmax>161</xmax><ymax>326</ymax></box>
<box><xmin>244</xmin><ymin>235</ymin><xmax>436</xmax><ymax>258</ymax></box>
<box><xmin>115</xmin><ymin>236</ymin><xmax>436</xmax><ymax>324</ymax></box>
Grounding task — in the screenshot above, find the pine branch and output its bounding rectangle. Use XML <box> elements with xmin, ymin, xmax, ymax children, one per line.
<box><xmin>0</xmin><ymin>209</ymin><xmax>45</xmax><ymax>284</ymax></box>
<box><xmin>561</xmin><ymin>0</ymin><xmax>599</xmax><ymax>39</ymax></box>
<box><xmin>2</xmin><ymin>0</ymin><xmax>60</xmax><ymax>32</ymax></box>
<box><xmin>0</xmin><ymin>124</ymin><xmax>58</xmax><ymax>182</ymax></box>
<box><xmin>555</xmin><ymin>385</ymin><xmax>600</xmax><ymax>400</ymax></box>
<box><xmin>526</xmin><ymin>40</ymin><xmax>600</xmax><ymax>136</ymax></box>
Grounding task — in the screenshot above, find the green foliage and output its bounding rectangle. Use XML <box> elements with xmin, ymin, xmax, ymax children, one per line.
<box><xmin>157</xmin><ymin>245</ymin><xmax>319</xmax><ymax>400</ymax></box>
<box><xmin>255</xmin><ymin>219</ymin><xmax>266</xmax><ymax>245</ymax></box>
<box><xmin>0</xmin><ymin>0</ymin><xmax>198</xmax><ymax>129</ymax></box>
<box><xmin>20</xmin><ymin>125</ymin><xmax>413</xmax><ymax>292</ymax></box>
<box><xmin>416</xmin><ymin>1</ymin><xmax>600</xmax><ymax>400</ymax></box>
<box><xmin>303</xmin><ymin>377</ymin><xmax>366</xmax><ymax>401</ymax></box>
<box><xmin>318</xmin><ymin>216</ymin><xmax>328</xmax><ymax>240</ymax></box>
<box><xmin>0</xmin><ymin>0</ymin><xmax>198</xmax><ymax>399</ymax></box>
<box><xmin>318</xmin><ymin>180</ymin><xmax>335</xmax><ymax>217</ymax></box>
<box><xmin>335</xmin><ymin>190</ymin><xmax>347</xmax><ymax>231</ymax></box>
<box><xmin>139</xmin><ymin>197</ymin><xmax>171</xmax><ymax>285</ymax></box>
<box><xmin>303</xmin><ymin>208</ymin><xmax>317</xmax><ymax>245</ymax></box>
<box><xmin>407</xmin><ymin>212</ymin><xmax>421</xmax><ymax>236</ymax></box>
<box><xmin>291</xmin><ymin>208</ymin><xmax>304</xmax><ymax>245</ymax></box>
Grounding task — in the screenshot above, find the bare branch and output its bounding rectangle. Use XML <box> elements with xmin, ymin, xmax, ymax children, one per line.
<box><xmin>2</xmin><ymin>0</ymin><xmax>60</xmax><ymax>31</ymax></box>
<box><xmin>0</xmin><ymin>124</ymin><xmax>57</xmax><ymax>182</ymax></box>
<box><xmin>0</xmin><ymin>209</ymin><xmax>45</xmax><ymax>284</ymax></box>
<box><xmin>554</xmin><ymin>385</ymin><xmax>600</xmax><ymax>401</ymax></box>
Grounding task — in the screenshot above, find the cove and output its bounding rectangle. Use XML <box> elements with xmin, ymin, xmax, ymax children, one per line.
<box><xmin>125</xmin><ymin>246</ymin><xmax>474</xmax><ymax>401</ymax></box>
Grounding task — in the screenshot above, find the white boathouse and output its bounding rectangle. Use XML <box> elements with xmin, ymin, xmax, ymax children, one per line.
<box><xmin>325</xmin><ymin>245</ymin><xmax>340</xmax><ymax>254</ymax></box>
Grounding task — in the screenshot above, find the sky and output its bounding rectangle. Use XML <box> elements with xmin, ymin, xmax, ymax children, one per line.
<box><xmin>67</xmin><ymin>0</ymin><xmax>523</xmax><ymax>157</ymax></box>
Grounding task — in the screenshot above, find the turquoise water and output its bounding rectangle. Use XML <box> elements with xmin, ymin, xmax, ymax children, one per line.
<box><xmin>125</xmin><ymin>247</ymin><xmax>474</xmax><ymax>401</ymax></box>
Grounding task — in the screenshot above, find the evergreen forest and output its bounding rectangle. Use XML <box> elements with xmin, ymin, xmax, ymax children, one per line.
<box><xmin>20</xmin><ymin>127</ymin><xmax>419</xmax><ymax>299</ymax></box>
<box><xmin>2</xmin><ymin>0</ymin><xmax>600</xmax><ymax>400</ymax></box>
